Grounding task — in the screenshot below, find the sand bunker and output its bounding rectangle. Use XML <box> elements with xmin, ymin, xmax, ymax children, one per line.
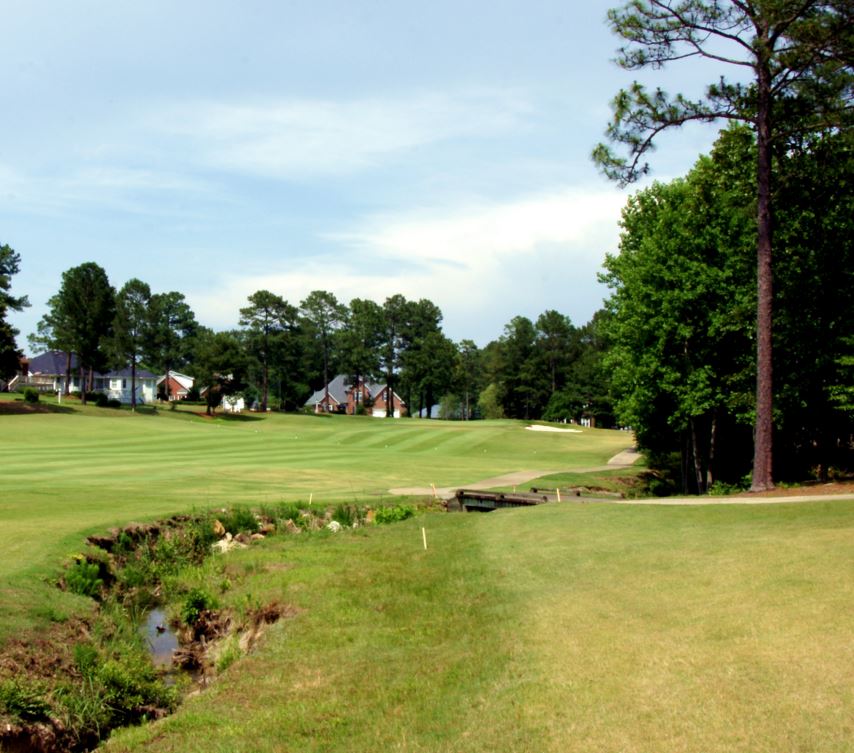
<box><xmin>525</xmin><ymin>425</ymin><xmax>583</xmax><ymax>433</ymax></box>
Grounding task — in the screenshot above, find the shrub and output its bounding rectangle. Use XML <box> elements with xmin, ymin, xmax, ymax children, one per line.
<box><xmin>374</xmin><ymin>504</ymin><xmax>416</xmax><ymax>524</ymax></box>
<box><xmin>0</xmin><ymin>679</ymin><xmax>51</xmax><ymax>721</ymax></box>
<box><xmin>218</xmin><ymin>506</ymin><xmax>259</xmax><ymax>534</ymax></box>
<box><xmin>332</xmin><ymin>504</ymin><xmax>359</xmax><ymax>527</ymax></box>
<box><xmin>180</xmin><ymin>588</ymin><xmax>217</xmax><ymax>627</ymax></box>
<box><xmin>66</xmin><ymin>559</ymin><xmax>104</xmax><ymax>599</ymax></box>
<box><xmin>73</xmin><ymin>643</ymin><xmax>101</xmax><ymax>679</ymax></box>
<box><xmin>95</xmin><ymin>392</ymin><xmax>110</xmax><ymax>407</ymax></box>
<box><xmin>22</xmin><ymin>386</ymin><xmax>40</xmax><ymax>403</ymax></box>
<box><xmin>107</xmin><ymin>399</ymin><xmax>122</xmax><ymax>409</ymax></box>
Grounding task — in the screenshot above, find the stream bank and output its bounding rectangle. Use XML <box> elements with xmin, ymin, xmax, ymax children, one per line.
<box><xmin>1</xmin><ymin>501</ymin><xmax>415</xmax><ymax>752</ymax></box>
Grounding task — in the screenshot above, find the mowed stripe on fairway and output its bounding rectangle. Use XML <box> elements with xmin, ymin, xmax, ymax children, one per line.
<box><xmin>0</xmin><ymin>407</ymin><xmax>633</xmax><ymax>637</ymax></box>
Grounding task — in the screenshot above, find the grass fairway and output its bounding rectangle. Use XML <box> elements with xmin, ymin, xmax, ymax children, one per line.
<box><xmin>0</xmin><ymin>398</ymin><xmax>633</xmax><ymax>638</ymax></box>
<box><xmin>100</xmin><ymin>500</ymin><xmax>854</xmax><ymax>753</ymax></box>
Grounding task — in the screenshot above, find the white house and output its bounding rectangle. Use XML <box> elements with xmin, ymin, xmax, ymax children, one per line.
<box><xmin>24</xmin><ymin>351</ymin><xmax>157</xmax><ymax>404</ymax></box>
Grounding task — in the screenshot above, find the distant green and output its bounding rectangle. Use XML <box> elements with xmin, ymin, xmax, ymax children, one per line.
<box><xmin>0</xmin><ymin>397</ymin><xmax>632</xmax><ymax>638</ymax></box>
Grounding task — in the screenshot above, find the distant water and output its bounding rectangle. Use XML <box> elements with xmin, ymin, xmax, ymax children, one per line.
<box><xmin>143</xmin><ymin>608</ymin><xmax>179</xmax><ymax>668</ymax></box>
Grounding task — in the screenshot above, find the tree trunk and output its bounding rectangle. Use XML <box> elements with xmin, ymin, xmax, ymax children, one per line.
<box><xmin>751</xmin><ymin>54</ymin><xmax>775</xmax><ymax>492</ymax></box>
<box><xmin>64</xmin><ymin>352</ymin><xmax>72</xmax><ymax>395</ymax></box>
<box><xmin>131</xmin><ymin>358</ymin><xmax>137</xmax><ymax>411</ymax></box>
<box><xmin>690</xmin><ymin>417</ymin><xmax>706</xmax><ymax>494</ymax></box>
<box><xmin>322</xmin><ymin>335</ymin><xmax>330</xmax><ymax>411</ymax></box>
<box><xmin>708</xmin><ymin>414</ymin><xmax>717</xmax><ymax>489</ymax></box>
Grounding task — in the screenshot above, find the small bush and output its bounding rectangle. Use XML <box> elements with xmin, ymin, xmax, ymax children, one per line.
<box><xmin>95</xmin><ymin>392</ymin><xmax>110</xmax><ymax>407</ymax></box>
<box><xmin>107</xmin><ymin>398</ymin><xmax>122</xmax><ymax>409</ymax></box>
<box><xmin>66</xmin><ymin>559</ymin><xmax>104</xmax><ymax>599</ymax></box>
<box><xmin>180</xmin><ymin>588</ymin><xmax>217</xmax><ymax>627</ymax></box>
<box><xmin>22</xmin><ymin>386</ymin><xmax>40</xmax><ymax>403</ymax></box>
<box><xmin>218</xmin><ymin>506</ymin><xmax>259</xmax><ymax>534</ymax></box>
<box><xmin>374</xmin><ymin>504</ymin><xmax>416</xmax><ymax>524</ymax></box>
<box><xmin>73</xmin><ymin>643</ymin><xmax>101</xmax><ymax>679</ymax></box>
<box><xmin>0</xmin><ymin>679</ymin><xmax>51</xmax><ymax>721</ymax></box>
<box><xmin>332</xmin><ymin>504</ymin><xmax>359</xmax><ymax>527</ymax></box>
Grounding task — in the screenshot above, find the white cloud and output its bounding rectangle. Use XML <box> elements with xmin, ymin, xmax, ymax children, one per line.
<box><xmin>160</xmin><ymin>90</ymin><xmax>532</xmax><ymax>179</ymax></box>
<box><xmin>187</xmin><ymin>185</ymin><xmax>626</xmax><ymax>341</ymax></box>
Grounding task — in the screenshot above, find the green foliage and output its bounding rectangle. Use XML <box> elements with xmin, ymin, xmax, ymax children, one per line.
<box><xmin>374</xmin><ymin>504</ymin><xmax>415</xmax><ymax>524</ymax></box>
<box><xmin>0</xmin><ymin>243</ymin><xmax>29</xmax><ymax>381</ymax></box>
<box><xmin>218</xmin><ymin>506</ymin><xmax>259</xmax><ymax>534</ymax></box>
<box><xmin>73</xmin><ymin>642</ymin><xmax>101</xmax><ymax>678</ymax></box>
<box><xmin>477</xmin><ymin>383</ymin><xmax>505</xmax><ymax>419</ymax></box>
<box><xmin>214</xmin><ymin>636</ymin><xmax>243</xmax><ymax>673</ymax></box>
<box><xmin>66</xmin><ymin>559</ymin><xmax>104</xmax><ymax>598</ymax></box>
<box><xmin>22</xmin><ymin>386</ymin><xmax>39</xmax><ymax>403</ymax></box>
<box><xmin>0</xmin><ymin>679</ymin><xmax>51</xmax><ymax>721</ymax></box>
<box><xmin>332</xmin><ymin>504</ymin><xmax>359</xmax><ymax>527</ymax></box>
<box><xmin>95</xmin><ymin>392</ymin><xmax>109</xmax><ymax>407</ymax></box>
<box><xmin>180</xmin><ymin>588</ymin><xmax>217</xmax><ymax>626</ymax></box>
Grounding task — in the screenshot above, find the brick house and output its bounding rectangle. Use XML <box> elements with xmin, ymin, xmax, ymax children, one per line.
<box><xmin>305</xmin><ymin>374</ymin><xmax>407</xmax><ymax>418</ymax></box>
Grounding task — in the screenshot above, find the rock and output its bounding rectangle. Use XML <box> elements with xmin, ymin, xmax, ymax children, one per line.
<box><xmin>234</xmin><ymin>532</ymin><xmax>253</xmax><ymax>545</ymax></box>
<box><xmin>250</xmin><ymin>533</ymin><xmax>266</xmax><ymax>541</ymax></box>
<box><xmin>284</xmin><ymin>519</ymin><xmax>301</xmax><ymax>534</ymax></box>
<box><xmin>211</xmin><ymin>539</ymin><xmax>231</xmax><ymax>554</ymax></box>
<box><xmin>326</xmin><ymin>520</ymin><xmax>343</xmax><ymax>533</ymax></box>
<box><xmin>365</xmin><ymin>509</ymin><xmax>376</xmax><ymax>524</ymax></box>
<box><xmin>213</xmin><ymin>519</ymin><xmax>226</xmax><ymax>536</ymax></box>
<box><xmin>259</xmin><ymin>522</ymin><xmax>276</xmax><ymax>535</ymax></box>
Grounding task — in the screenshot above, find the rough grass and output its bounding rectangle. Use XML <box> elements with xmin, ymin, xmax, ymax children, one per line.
<box><xmin>0</xmin><ymin>395</ymin><xmax>632</xmax><ymax>640</ymax></box>
<box><xmin>102</xmin><ymin>500</ymin><xmax>854</xmax><ymax>753</ymax></box>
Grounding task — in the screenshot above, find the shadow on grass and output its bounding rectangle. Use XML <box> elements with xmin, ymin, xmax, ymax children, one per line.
<box><xmin>0</xmin><ymin>400</ymin><xmax>77</xmax><ymax>415</ymax></box>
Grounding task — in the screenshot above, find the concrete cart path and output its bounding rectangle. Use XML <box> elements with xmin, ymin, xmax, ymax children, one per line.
<box><xmin>388</xmin><ymin>447</ymin><xmax>640</xmax><ymax>498</ymax></box>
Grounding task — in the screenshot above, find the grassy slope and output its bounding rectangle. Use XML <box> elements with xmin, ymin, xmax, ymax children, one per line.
<box><xmin>0</xmin><ymin>399</ymin><xmax>632</xmax><ymax>639</ymax></box>
<box><xmin>104</xmin><ymin>500</ymin><xmax>854</xmax><ymax>753</ymax></box>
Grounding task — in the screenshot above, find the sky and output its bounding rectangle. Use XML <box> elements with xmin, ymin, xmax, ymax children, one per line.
<box><xmin>2</xmin><ymin>0</ymin><xmax>725</xmax><ymax>347</ymax></box>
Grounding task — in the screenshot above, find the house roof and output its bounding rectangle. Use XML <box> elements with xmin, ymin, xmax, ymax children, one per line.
<box><xmin>304</xmin><ymin>374</ymin><xmax>350</xmax><ymax>405</ymax></box>
<box><xmin>28</xmin><ymin>351</ymin><xmax>157</xmax><ymax>380</ymax></box>
<box><xmin>304</xmin><ymin>374</ymin><xmax>406</xmax><ymax>407</ymax></box>
<box><xmin>156</xmin><ymin>371</ymin><xmax>194</xmax><ymax>389</ymax></box>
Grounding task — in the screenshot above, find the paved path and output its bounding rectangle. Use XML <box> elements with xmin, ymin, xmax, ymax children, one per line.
<box><xmin>608</xmin><ymin>493</ymin><xmax>854</xmax><ymax>506</ymax></box>
<box><xmin>389</xmin><ymin>445</ymin><xmax>854</xmax><ymax>505</ymax></box>
<box><xmin>389</xmin><ymin>446</ymin><xmax>640</xmax><ymax>499</ymax></box>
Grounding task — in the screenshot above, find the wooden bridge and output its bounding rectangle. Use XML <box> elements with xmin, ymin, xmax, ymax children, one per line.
<box><xmin>453</xmin><ymin>489</ymin><xmax>551</xmax><ymax>512</ymax></box>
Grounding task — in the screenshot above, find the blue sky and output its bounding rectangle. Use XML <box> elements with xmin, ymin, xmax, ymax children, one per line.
<box><xmin>2</xmin><ymin>0</ymin><xmax>724</xmax><ymax>347</ymax></box>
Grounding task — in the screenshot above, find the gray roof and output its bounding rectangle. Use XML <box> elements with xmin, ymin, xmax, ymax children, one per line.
<box><xmin>28</xmin><ymin>351</ymin><xmax>157</xmax><ymax>380</ymax></box>
<box><xmin>304</xmin><ymin>375</ymin><xmax>402</xmax><ymax>407</ymax></box>
<box><xmin>305</xmin><ymin>374</ymin><xmax>350</xmax><ymax>405</ymax></box>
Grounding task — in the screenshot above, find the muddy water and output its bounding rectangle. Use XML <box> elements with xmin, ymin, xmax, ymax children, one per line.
<box><xmin>142</xmin><ymin>608</ymin><xmax>179</xmax><ymax>668</ymax></box>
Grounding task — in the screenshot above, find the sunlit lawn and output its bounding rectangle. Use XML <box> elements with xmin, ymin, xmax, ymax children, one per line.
<box><xmin>0</xmin><ymin>394</ymin><xmax>632</xmax><ymax>638</ymax></box>
<box><xmin>104</xmin><ymin>499</ymin><xmax>854</xmax><ymax>753</ymax></box>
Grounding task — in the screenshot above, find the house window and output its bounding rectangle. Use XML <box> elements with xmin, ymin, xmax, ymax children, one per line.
<box><xmin>123</xmin><ymin>379</ymin><xmax>127</xmax><ymax>389</ymax></box>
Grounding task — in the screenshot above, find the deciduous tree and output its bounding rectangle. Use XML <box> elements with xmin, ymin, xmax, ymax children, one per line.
<box><xmin>593</xmin><ymin>0</ymin><xmax>853</xmax><ymax>490</ymax></box>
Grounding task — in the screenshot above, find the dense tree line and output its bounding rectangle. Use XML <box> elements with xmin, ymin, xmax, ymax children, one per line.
<box><xmin>0</xmin><ymin>244</ymin><xmax>29</xmax><ymax>382</ymax></box>
<box><xmin>12</xmin><ymin>259</ymin><xmax>611</xmax><ymax>423</ymax></box>
<box><xmin>594</xmin><ymin>0</ymin><xmax>853</xmax><ymax>490</ymax></box>
<box><xmin>603</xmin><ymin>126</ymin><xmax>853</xmax><ymax>493</ymax></box>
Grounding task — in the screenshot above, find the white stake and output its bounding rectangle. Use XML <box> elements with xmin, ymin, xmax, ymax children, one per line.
<box><xmin>422</xmin><ymin>527</ymin><xmax>428</xmax><ymax>551</ymax></box>
<box><xmin>431</xmin><ymin>483</ymin><xmax>437</xmax><ymax>499</ymax></box>
<box><xmin>557</xmin><ymin>488</ymin><xmax>561</xmax><ymax>502</ymax></box>
<box><xmin>309</xmin><ymin>492</ymin><xmax>313</xmax><ymax>506</ymax></box>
